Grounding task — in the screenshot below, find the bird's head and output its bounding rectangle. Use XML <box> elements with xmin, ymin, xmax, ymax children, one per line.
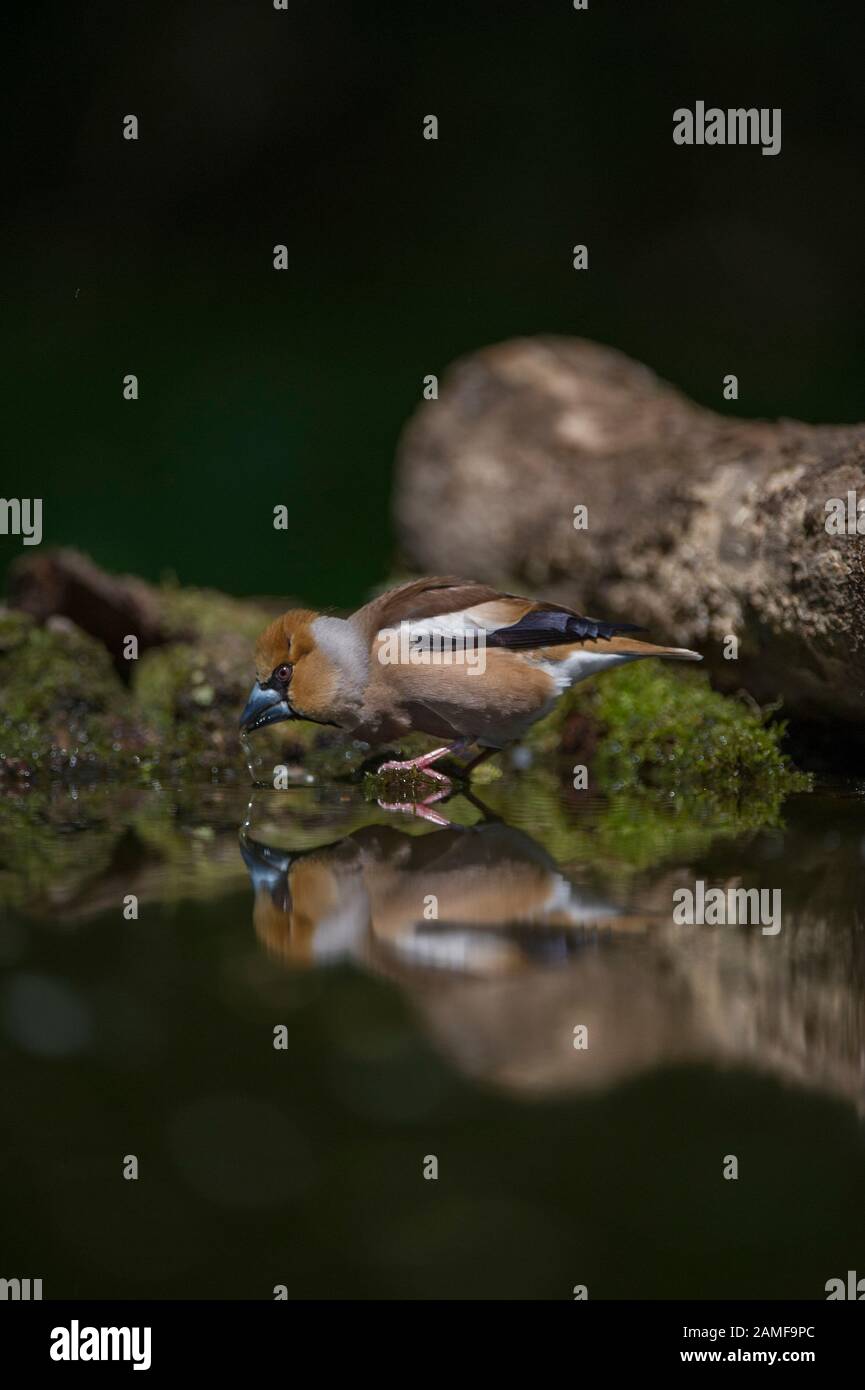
<box><xmin>239</xmin><ymin>608</ymin><xmax>320</xmax><ymax>734</ymax></box>
<box><xmin>241</xmin><ymin>607</ymin><xmax>369</xmax><ymax>737</ymax></box>
<box><xmin>240</xmin><ymin>831</ymin><xmax>368</xmax><ymax>967</ymax></box>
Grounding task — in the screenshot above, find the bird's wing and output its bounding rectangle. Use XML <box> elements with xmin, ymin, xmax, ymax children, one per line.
<box><xmin>483</xmin><ymin>602</ymin><xmax>644</xmax><ymax>649</ymax></box>
<box><xmin>353</xmin><ymin>577</ymin><xmax>642</xmax><ymax>650</ymax></box>
<box><xmin>352</xmin><ymin>576</ymin><xmax>504</xmax><ymax>638</ymax></box>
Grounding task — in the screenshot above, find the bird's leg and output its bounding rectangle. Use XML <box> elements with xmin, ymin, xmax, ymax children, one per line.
<box><xmin>377</xmin><ymin>783</ymin><xmax>456</xmax><ymax>827</ymax></box>
<box><xmin>377</xmin><ymin>799</ymin><xmax>454</xmax><ymax>827</ymax></box>
<box><xmin>374</xmin><ymin>741</ymin><xmax>472</xmax><ymax>826</ymax></box>
<box><xmin>376</xmin><ymin>738</ymin><xmax>472</xmax><ymax>781</ymax></box>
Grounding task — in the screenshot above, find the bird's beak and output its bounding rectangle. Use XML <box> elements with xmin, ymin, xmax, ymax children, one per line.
<box><xmin>239</xmin><ymin>681</ymin><xmax>294</xmax><ymax>733</ymax></box>
<box><xmin>239</xmin><ymin>832</ymin><xmax>296</xmax><ymax>908</ymax></box>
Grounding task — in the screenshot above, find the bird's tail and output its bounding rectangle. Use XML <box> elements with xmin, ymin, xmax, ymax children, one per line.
<box><xmin>653</xmin><ymin>645</ymin><xmax>703</xmax><ymax>662</ymax></box>
<box><xmin>591</xmin><ymin>636</ymin><xmax>703</xmax><ymax>661</ymax></box>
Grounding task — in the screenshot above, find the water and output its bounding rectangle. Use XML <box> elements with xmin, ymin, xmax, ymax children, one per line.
<box><xmin>1</xmin><ymin>770</ymin><xmax>864</xmax><ymax>1299</ymax></box>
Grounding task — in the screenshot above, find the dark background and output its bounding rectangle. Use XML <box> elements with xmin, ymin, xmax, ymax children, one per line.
<box><xmin>4</xmin><ymin>0</ymin><xmax>864</xmax><ymax>607</ymax></box>
<box><xmin>4</xmin><ymin>8</ymin><xmax>865</xmax><ymax>1305</ymax></box>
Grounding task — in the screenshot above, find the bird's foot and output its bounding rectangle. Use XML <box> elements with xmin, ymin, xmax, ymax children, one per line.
<box><xmin>378</xmin><ymin>795</ymin><xmax>453</xmax><ymax>822</ymax></box>
<box><xmin>377</xmin><ymin>785</ymin><xmax>454</xmax><ymax>827</ymax></box>
<box><xmin>376</xmin><ymin>745</ymin><xmax>457</xmax><ymax>779</ymax></box>
<box><xmin>367</xmin><ymin>741</ymin><xmax>477</xmax><ymax>819</ymax></box>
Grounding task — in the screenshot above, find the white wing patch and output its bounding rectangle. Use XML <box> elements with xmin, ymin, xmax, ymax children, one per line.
<box><xmin>374</xmin><ymin>607</ymin><xmax>498</xmax><ymax>643</ymax></box>
<box><xmin>387</xmin><ymin>929</ymin><xmax>519</xmax><ymax>974</ymax></box>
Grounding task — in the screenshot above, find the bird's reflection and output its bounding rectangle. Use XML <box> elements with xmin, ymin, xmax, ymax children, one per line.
<box><xmin>240</xmin><ymin>820</ymin><xmax>644</xmax><ymax>975</ymax></box>
<box><xmin>239</xmin><ymin>799</ymin><xmax>865</xmax><ymax>1108</ymax></box>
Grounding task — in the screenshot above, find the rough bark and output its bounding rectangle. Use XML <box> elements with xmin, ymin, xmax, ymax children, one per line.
<box><xmin>394</xmin><ymin>337</ymin><xmax>865</xmax><ymax>724</ymax></box>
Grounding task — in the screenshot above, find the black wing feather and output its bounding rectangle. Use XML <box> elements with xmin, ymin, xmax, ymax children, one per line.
<box><xmin>487</xmin><ymin>609</ymin><xmax>645</xmax><ymax>651</ymax></box>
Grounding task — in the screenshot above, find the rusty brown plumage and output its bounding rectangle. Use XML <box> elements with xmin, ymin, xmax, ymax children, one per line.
<box><xmin>241</xmin><ymin>576</ymin><xmax>702</xmax><ymax>766</ymax></box>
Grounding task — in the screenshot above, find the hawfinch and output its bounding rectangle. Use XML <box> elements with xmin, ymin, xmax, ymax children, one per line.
<box><xmin>239</xmin><ymin>575</ymin><xmax>701</xmax><ymax>777</ymax></box>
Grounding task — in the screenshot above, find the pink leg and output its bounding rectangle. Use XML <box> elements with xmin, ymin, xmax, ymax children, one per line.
<box><xmin>378</xmin><ymin>782</ymin><xmax>455</xmax><ymax>826</ymax></box>
<box><xmin>376</xmin><ymin>739</ymin><xmax>471</xmax><ymax>781</ymax></box>
<box><xmin>377</xmin><ymin>797</ymin><xmax>453</xmax><ymax>827</ymax></box>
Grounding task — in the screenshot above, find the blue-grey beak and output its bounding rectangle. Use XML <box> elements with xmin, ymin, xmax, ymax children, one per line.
<box><xmin>239</xmin><ymin>832</ymin><xmax>296</xmax><ymax>907</ymax></box>
<box><xmin>239</xmin><ymin>681</ymin><xmax>294</xmax><ymax>733</ymax></box>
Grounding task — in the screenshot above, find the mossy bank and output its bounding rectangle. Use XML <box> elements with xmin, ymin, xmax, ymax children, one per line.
<box><xmin>2</xmin><ymin>553</ymin><xmax>810</xmax><ymax>816</ymax></box>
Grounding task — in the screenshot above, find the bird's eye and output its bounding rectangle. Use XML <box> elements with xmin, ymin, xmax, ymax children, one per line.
<box><xmin>274</xmin><ymin>663</ymin><xmax>292</xmax><ymax>685</ymax></box>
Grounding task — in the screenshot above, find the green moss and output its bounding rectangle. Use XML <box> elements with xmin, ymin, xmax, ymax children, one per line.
<box><xmin>0</xmin><ymin>612</ymin><xmax>144</xmax><ymax>779</ymax></box>
<box><xmin>0</xmin><ymin>608</ymin><xmax>34</xmax><ymax>654</ymax></box>
<box><xmin>363</xmin><ymin>766</ymin><xmax>443</xmax><ymax>804</ymax></box>
<box><xmin>134</xmin><ymin>637</ymin><xmax>248</xmax><ymax>776</ymax></box>
<box><xmin>478</xmin><ymin>767</ymin><xmax>794</xmax><ymax>872</ymax></box>
<box><xmin>0</xmin><ymin>783</ymin><xmax>259</xmax><ymax>916</ymax></box>
<box><xmin>131</xmin><ymin>587</ymin><xmax>284</xmax><ymax>777</ymax></box>
<box><xmin>158</xmin><ymin>584</ymin><xmax>281</xmax><ymax>643</ymax></box>
<box><xmin>0</xmin><ymin>586</ymin><xmax>290</xmax><ymax>782</ymax></box>
<box><xmin>527</xmin><ymin>660</ymin><xmax>810</xmax><ymax>804</ymax></box>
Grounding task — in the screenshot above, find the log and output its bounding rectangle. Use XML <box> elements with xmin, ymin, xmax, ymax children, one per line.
<box><xmin>394</xmin><ymin>337</ymin><xmax>865</xmax><ymax>724</ymax></box>
<box><xmin>6</xmin><ymin>547</ymin><xmax>172</xmax><ymax>671</ymax></box>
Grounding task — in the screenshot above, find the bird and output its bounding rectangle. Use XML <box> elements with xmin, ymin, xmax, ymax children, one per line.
<box><xmin>239</xmin><ymin>575</ymin><xmax>701</xmax><ymax>785</ymax></box>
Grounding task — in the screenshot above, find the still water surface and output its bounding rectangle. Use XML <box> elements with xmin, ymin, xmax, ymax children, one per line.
<box><xmin>2</xmin><ymin>770</ymin><xmax>864</xmax><ymax>1298</ymax></box>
